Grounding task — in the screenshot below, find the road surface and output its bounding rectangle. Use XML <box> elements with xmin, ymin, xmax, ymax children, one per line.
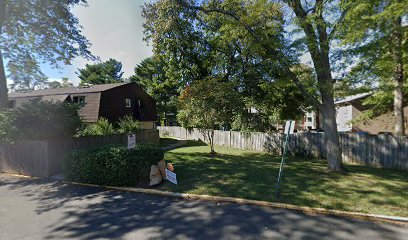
<box><xmin>0</xmin><ymin>173</ymin><xmax>407</xmax><ymax>240</ymax></box>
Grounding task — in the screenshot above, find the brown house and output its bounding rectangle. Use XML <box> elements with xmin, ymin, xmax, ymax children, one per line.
<box><xmin>8</xmin><ymin>82</ymin><xmax>158</xmax><ymax>129</ymax></box>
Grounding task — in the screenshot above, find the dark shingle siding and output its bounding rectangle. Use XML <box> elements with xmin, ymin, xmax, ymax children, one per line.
<box><xmin>74</xmin><ymin>92</ymin><xmax>101</xmax><ymax>122</ymax></box>
<box><xmin>8</xmin><ymin>82</ymin><xmax>157</xmax><ymax>123</ymax></box>
<box><xmin>98</xmin><ymin>83</ymin><xmax>157</xmax><ymax>122</ymax></box>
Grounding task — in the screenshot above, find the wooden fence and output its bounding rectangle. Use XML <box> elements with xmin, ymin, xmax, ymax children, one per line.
<box><xmin>72</xmin><ymin>130</ymin><xmax>159</xmax><ymax>150</ymax></box>
<box><xmin>0</xmin><ymin>130</ymin><xmax>159</xmax><ymax>178</ymax></box>
<box><xmin>158</xmin><ymin>126</ymin><xmax>408</xmax><ymax>171</ymax></box>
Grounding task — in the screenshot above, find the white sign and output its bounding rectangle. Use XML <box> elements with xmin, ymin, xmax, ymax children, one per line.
<box><xmin>165</xmin><ymin>168</ymin><xmax>177</xmax><ymax>185</ymax></box>
<box><xmin>127</xmin><ymin>133</ymin><xmax>136</xmax><ymax>149</ymax></box>
<box><xmin>284</xmin><ymin>120</ymin><xmax>296</xmax><ymax>135</ymax></box>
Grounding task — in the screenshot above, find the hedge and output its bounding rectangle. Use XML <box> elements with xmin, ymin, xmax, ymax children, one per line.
<box><xmin>65</xmin><ymin>143</ymin><xmax>164</xmax><ymax>186</ymax></box>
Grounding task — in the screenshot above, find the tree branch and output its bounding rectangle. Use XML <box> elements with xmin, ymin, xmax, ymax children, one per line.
<box><xmin>315</xmin><ymin>0</ymin><xmax>329</xmax><ymax>53</ymax></box>
<box><xmin>175</xmin><ymin>0</ymin><xmax>321</xmax><ymax>109</ymax></box>
<box><xmin>328</xmin><ymin>6</ymin><xmax>350</xmax><ymax>41</ymax></box>
<box><xmin>305</xmin><ymin>7</ymin><xmax>315</xmax><ymax>14</ymax></box>
<box><xmin>0</xmin><ymin>0</ymin><xmax>6</xmax><ymax>33</ymax></box>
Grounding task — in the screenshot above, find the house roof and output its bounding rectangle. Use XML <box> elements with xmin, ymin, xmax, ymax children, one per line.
<box><xmin>334</xmin><ymin>92</ymin><xmax>373</xmax><ymax>105</ymax></box>
<box><xmin>41</xmin><ymin>94</ymin><xmax>71</xmax><ymax>102</ymax></box>
<box><xmin>8</xmin><ymin>82</ymin><xmax>157</xmax><ymax>123</ymax></box>
<box><xmin>9</xmin><ymin>83</ymin><xmax>128</xmax><ymax>98</ymax></box>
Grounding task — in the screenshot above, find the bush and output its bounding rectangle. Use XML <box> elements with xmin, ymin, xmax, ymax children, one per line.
<box><xmin>117</xmin><ymin>115</ymin><xmax>141</xmax><ymax>134</ymax></box>
<box><xmin>0</xmin><ymin>100</ymin><xmax>82</xmax><ymax>142</ymax></box>
<box><xmin>0</xmin><ymin>110</ymin><xmax>18</xmax><ymax>143</ymax></box>
<box><xmin>77</xmin><ymin>118</ymin><xmax>115</xmax><ymax>136</ymax></box>
<box><xmin>65</xmin><ymin>143</ymin><xmax>164</xmax><ymax>186</ymax></box>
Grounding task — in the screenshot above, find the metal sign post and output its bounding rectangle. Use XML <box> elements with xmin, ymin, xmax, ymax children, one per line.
<box><xmin>276</xmin><ymin>120</ymin><xmax>295</xmax><ymax>198</ymax></box>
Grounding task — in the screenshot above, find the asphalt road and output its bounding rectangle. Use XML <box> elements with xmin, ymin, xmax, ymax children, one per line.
<box><xmin>0</xmin><ymin>173</ymin><xmax>407</xmax><ymax>240</ymax></box>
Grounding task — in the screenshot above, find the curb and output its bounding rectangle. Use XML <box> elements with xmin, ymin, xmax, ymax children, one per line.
<box><xmin>65</xmin><ymin>180</ymin><xmax>408</xmax><ymax>226</ymax></box>
<box><xmin>2</xmin><ymin>173</ymin><xmax>407</xmax><ymax>226</ymax></box>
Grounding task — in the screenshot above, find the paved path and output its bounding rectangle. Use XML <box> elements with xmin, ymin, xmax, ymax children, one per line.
<box><xmin>0</xmin><ymin>174</ymin><xmax>407</xmax><ymax>240</ymax></box>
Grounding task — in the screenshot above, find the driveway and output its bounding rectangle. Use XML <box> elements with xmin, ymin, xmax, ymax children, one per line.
<box><xmin>0</xmin><ymin>173</ymin><xmax>407</xmax><ymax>240</ymax></box>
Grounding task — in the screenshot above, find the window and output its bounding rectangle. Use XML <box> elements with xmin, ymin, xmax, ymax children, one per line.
<box><xmin>137</xmin><ymin>99</ymin><xmax>141</xmax><ymax>107</ymax></box>
<box><xmin>307</xmin><ymin>117</ymin><xmax>313</xmax><ymax>122</ymax></box>
<box><xmin>126</xmin><ymin>99</ymin><xmax>131</xmax><ymax>108</ymax></box>
<box><xmin>73</xmin><ymin>96</ymin><xmax>86</xmax><ymax>106</ymax></box>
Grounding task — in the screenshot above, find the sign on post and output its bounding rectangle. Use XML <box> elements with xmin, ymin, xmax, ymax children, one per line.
<box><xmin>284</xmin><ymin>120</ymin><xmax>296</xmax><ymax>135</ymax></box>
<box><xmin>127</xmin><ymin>133</ymin><xmax>136</xmax><ymax>149</ymax></box>
<box><xmin>165</xmin><ymin>168</ymin><xmax>177</xmax><ymax>185</ymax></box>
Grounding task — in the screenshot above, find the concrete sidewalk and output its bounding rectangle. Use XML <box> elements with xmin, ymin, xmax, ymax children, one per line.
<box><xmin>1</xmin><ymin>173</ymin><xmax>407</xmax><ymax>240</ymax></box>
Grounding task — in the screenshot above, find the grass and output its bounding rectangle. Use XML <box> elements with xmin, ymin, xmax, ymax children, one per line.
<box><xmin>159</xmin><ymin>137</ymin><xmax>181</xmax><ymax>148</ymax></box>
<box><xmin>159</xmin><ymin>140</ymin><xmax>408</xmax><ymax>217</ymax></box>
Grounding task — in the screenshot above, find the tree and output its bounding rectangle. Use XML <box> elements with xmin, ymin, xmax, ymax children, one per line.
<box><xmin>61</xmin><ymin>78</ymin><xmax>74</xmax><ymax>88</ymax></box>
<box><xmin>7</xmin><ymin>52</ymin><xmax>48</xmax><ymax>91</ymax></box>
<box><xmin>339</xmin><ymin>0</ymin><xmax>408</xmax><ymax>135</ymax></box>
<box><xmin>0</xmin><ymin>0</ymin><xmax>93</xmax><ymax>108</ymax></box>
<box><xmin>144</xmin><ymin>0</ymin><xmax>347</xmax><ymax>171</ymax></box>
<box><xmin>78</xmin><ymin>58</ymin><xmax>124</xmax><ymax>85</ymax></box>
<box><xmin>0</xmin><ymin>100</ymin><xmax>82</xmax><ymax>142</ymax></box>
<box><xmin>142</xmin><ymin>1</ymin><xmax>213</xmax><ymax>87</ymax></box>
<box><xmin>178</xmin><ymin>78</ymin><xmax>242</xmax><ymax>154</ymax></box>
<box><xmin>48</xmin><ymin>81</ymin><xmax>62</xmax><ymax>89</ymax></box>
<box><xmin>48</xmin><ymin>77</ymin><xmax>74</xmax><ymax>89</ymax></box>
<box><xmin>142</xmin><ymin>0</ymin><xmax>307</xmax><ymax>132</ymax></box>
<box><xmin>130</xmin><ymin>56</ymin><xmax>180</xmax><ymax>125</ymax></box>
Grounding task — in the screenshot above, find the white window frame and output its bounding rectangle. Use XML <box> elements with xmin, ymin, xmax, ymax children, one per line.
<box><xmin>126</xmin><ymin>99</ymin><xmax>131</xmax><ymax>108</ymax></box>
<box><xmin>73</xmin><ymin>96</ymin><xmax>86</xmax><ymax>106</ymax></box>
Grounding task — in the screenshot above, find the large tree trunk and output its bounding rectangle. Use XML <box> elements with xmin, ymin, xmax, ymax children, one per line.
<box><xmin>317</xmin><ymin>60</ymin><xmax>343</xmax><ymax>172</ymax></box>
<box><xmin>394</xmin><ymin>78</ymin><xmax>404</xmax><ymax>135</ymax></box>
<box><xmin>289</xmin><ymin>0</ymin><xmax>343</xmax><ymax>172</ymax></box>
<box><xmin>0</xmin><ymin>0</ymin><xmax>7</xmax><ymax>109</ymax></box>
<box><xmin>320</xmin><ymin>92</ymin><xmax>343</xmax><ymax>171</ymax></box>
<box><xmin>392</xmin><ymin>17</ymin><xmax>405</xmax><ymax>135</ymax></box>
<box><xmin>316</xmin><ymin>59</ymin><xmax>343</xmax><ymax>171</ymax></box>
<box><xmin>0</xmin><ymin>49</ymin><xmax>7</xmax><ymax>109</ymax></box>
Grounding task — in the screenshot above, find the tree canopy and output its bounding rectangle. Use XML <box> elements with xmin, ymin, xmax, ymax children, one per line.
<box><xmin>338</xmin><ymin>0</ymin><xmax>408</xmax><ymax>135</ymax></box>
<box><xmin>78</xmin><ymin>58</ymin><xmax>124</xmax><ymax>85</ymax></box>
<box><xmin>130</xmin><ymin>56</ymin><xmax>180</xmax><ymax>125</ymax></box>
<box><xmin>143</xmin><ymin>0</ymin><xmax>346</xmax><ymax>171</ymax></box>
<box><xmin>48</xmin><ymin>78</ymin><xmax>74</xmax><ymax>89</ymax></box>
<box><xmin>0</xmin><ymin>0</ymin><xmax>93</xmax><ymax>107</ymax></box>
<box><xmin>7</xmin><ymin>51</ymin><xmax>48</xmax><ymax>91</ymax></box>
<box><xmin>142</xmin><ymin>0</ymin><xmax>309</xmax><ymax>129</ymax></box>
<box><xmin>178</xmin><ymin>78</ymin><xmax>242</xmax><ymax>154</ymax></box>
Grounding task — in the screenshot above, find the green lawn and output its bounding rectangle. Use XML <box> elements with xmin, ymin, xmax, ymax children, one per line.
<box><xmin>159</xmin><ymin>137</ymin><xmax>181</xmax><ymax>148</ymax></box>
<box><xmin>159</xmin><ymin>140</ymin><xmax>408</xmax><ymax>217</ymax></box>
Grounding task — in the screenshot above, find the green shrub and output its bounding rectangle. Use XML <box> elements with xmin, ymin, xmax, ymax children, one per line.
<box><xmin>0</xmin><ymin>100</ymin><xmax>82</xmax><ymax>142</ymax></box>
<box><xmin>117</xmin><ymin>115</ymin><xmax>141</xmax><ymax>134</ymax></box>
<box><xmin>65</xmin><ymin>143</ymin><xmax>164</xmax><ymax>186</ymax></box>
<box><xmin>77</xmin><ymin>118</ymin><xmax>115</xmax><ymax>136</ymax></box>
<box><xmin>0</xmin><ymin>110</ymin><xmax>18</xmax><ymax>143</ymax></box>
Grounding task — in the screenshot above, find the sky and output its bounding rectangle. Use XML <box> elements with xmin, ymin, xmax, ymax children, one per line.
<box><xmin>40</xmin><ymin>0</ymin><xmax>152</xmax><ymax>86</ymax></box>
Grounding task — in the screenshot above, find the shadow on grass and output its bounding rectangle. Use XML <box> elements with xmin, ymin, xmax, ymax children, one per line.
<box><xmin>159</xmin><ymin>137</ymin><xmax>180</xmax><ymax>148</ymax></box>
<box><xmin>161</xmin><ymin>139</ymin><xmax>207</xmax><ymax>152</ymax></box>
<box><xmin>161</xmin><ymin>144</ymin><xmax>408</xmax><ymax>217</ymax></box>
<box><xmin>1</xmin><ymin>174</ymin><xmax>407</xmax><ymax>240</ymax></box>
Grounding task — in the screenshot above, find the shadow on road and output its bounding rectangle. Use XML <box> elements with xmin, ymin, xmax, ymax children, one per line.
<box><xmin>0</xmin><ymin>174</ymin><xmax>406</xmax><ymax>240</ymax></box>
